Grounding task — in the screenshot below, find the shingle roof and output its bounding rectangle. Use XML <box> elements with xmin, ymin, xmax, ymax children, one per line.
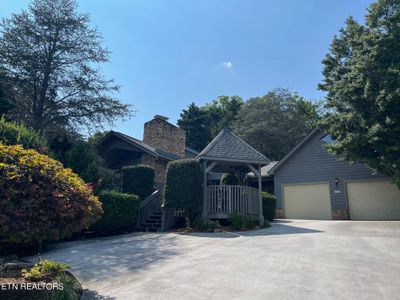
<box><xmin>196</xmin><ymin>128</ymin><xmax>270</xmax><ymax>164</ymax></box>
<box><xmin>98</xmin><ymin>131</ymin><xmax>181</xmax><ymax>161</ymax></box>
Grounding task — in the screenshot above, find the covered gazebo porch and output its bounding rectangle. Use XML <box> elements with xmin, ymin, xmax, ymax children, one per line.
<box><xmin>196</xmin><ymin>128</ymin><xmax>270</xmax><ymax>226</ymax></box>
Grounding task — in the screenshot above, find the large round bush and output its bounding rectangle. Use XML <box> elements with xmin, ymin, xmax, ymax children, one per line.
<box><xmin>122</xmin><ymin>164</ymin><xmax>154</xmax><ymax>199</ymax></box>
<box><xmin>0</xmin><ymin>144</ymin><xmax>102</xmax><ymax>244</ymax></box>
<box><xmin>220</xmin><ymin>173</ymin><xmax>239</xmax><ymax>185</ymax></box>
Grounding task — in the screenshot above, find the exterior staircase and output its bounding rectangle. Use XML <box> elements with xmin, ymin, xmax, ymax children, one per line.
<box><xmin>137</xmin><ymin>190</ymin><xmax>163</xmax><ymax>232</ymax></box>
<box><xmin>140</xmin><ymin>211</ymin><xmax>162</xmax><ymax>232</ymax></box>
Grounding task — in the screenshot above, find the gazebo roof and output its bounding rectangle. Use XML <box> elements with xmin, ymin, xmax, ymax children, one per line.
<box><xmin>196</xmin><ymin>128</ymin><xmax>270</xmax><ymax>165</ymax></box>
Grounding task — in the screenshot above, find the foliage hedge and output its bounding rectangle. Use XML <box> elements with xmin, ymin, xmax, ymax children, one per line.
<box><xmin>164</xmin><ymin>159</ymin><xmax>202</xmax><ymax>214</ymax></box>
<box><xmin>193</xmin><ymin>218</ymin><xmax>221</xmax><ymax>232</ymax></box>
<box><xmin>262</xmin><ymin>192</ymin><xmax>277</xmax><ymax>221</ymax></box>
<box><xmin>122</xmin><ymin>164</ymin><xmax>154</xmax><ymax>199</ymax></box>
<box><xmin>0</xmin><ymin>116</ymin><xmax>47</xmax><ymax>149</ymax></box>
<box><xmin>91</xmin><ymin>190</ymin><xmax>139</xmax><ymax>234</ymax></box>
<box><xmin>220</xmin><ymin>173</ymin><xmax>239</xmax><ymax>185</ymax></box>
<box><xmin>0</xmin><ymin>144</ymin><xmax>102</xmax><ymax>245</ymax></box>
<box><xmin>229</xmin><ymin>213</ymin><xmax>256</xmax><ymax>230</ymax></box>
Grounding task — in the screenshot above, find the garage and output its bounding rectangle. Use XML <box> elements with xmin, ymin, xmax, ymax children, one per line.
<box><xmin>283</xmin><ymin>183</ymin><xmax>332</xmax><ymax>220</ymax></box>
<box><xmin>346</xmin><ymin>180</ymin><xmax>400</xmax><ymax>220</ymax></box>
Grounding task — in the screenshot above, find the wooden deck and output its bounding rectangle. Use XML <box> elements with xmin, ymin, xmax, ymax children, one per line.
<box><xmin>206</xmin><ymin>185</ymin><xmax>259</xmax><ymax>219</ymax></box>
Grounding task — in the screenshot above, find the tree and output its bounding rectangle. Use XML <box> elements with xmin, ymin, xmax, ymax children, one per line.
<box><xmin>177</xmin><ymin>102</ymin><xmax>211</xmax><ymax>151</ymax></box>
<box><xmin>0</xmin><ymin>0</ymin><xmax>132</xmax><ymax>135</ymax></box>
<box><xmin>203</xmin><ymin>95</ymin><xmax>244</xmax><ymax>137</ymax></box>
<box><xmin>234</xmin><ymin>89</ymin><xmax>321</xmax><ymax>160</ymax></box>
<box><xmin>50</xmin><ymin>136</ymin><xmax>114</xmax><ymax>190</ymax></box>
<box><xmin>0</xmin><ymin>80</ymin><xmax>13</xmax><ymax>115</ymax></box>
<box><xmin>177</xmin><ymin>96</ymin><xmax>243</xmax><ymax>151</ymax></box>
<box><xmin>319</xmin><ymin>0</ymin><xmax>400</xmax><ymax>187</ymax></box>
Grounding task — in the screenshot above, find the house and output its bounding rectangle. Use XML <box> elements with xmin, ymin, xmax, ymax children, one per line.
<box><xmin>97</xmin><ymin>115</ymin><xmax>198</xmax><ymax>187</ymax></box>
<box><xmin>270</xmin><ymin>128</ymin><xmax>400</xmax><ymax>220</ymax></box>
<box><xmin>97</xmin><ymin>115</ymin><xmax>270</xmax><ymax>231</ymax></box>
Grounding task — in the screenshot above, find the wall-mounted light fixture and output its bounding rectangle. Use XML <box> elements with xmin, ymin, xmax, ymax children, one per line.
<box><xmin>334</xmin><ymin>178</ymin><xmax>339</xmax><ymax>188</ymax></box>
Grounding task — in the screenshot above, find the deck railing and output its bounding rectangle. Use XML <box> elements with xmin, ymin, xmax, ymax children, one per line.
<box><xmin>138</xmin><ymin>190</ymin><xmax>162</xmax><ymax>227</ymax></box>
<box><xmin>207</xmin><ymin>185</ymin><xmax>259</xmax><ymax>217</ymax></box>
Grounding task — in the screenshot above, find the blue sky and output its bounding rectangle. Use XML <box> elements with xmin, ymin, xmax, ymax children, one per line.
<box><xmin>0</xmin><ymin>0</ymin><xmax>374</xmax><ymax>138</ymax></box>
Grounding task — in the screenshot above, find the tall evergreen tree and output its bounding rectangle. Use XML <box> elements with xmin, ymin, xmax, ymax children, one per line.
<box><xmin>178</xmin><ymin>96</ymin><xmax>244</xmax><ymax>151</ymax></box>
<box><xmin>177</xmin><ymin>102</ymin><xmax>211</xmax><ymax>151</ymax></box>
<box><xmin>319</xmin><ymin>0</ymin><xmax>400</xmax><ymax>187</ymax></box>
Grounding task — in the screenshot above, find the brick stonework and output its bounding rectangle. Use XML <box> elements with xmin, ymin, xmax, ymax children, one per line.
<box><xmin>331</xmin><ymin>208</ymin><xmax>349</xmax><ymax>220</ymax></box>
<box><xmin>143</xmin><ymin>116</ymin><xmax>186</xmax><ymax>158</ymax></box>
<box><xmin>275</xmin><ymin>208</ymin><xmax>285</xmax><ymax>219</ymax></box>
<box><xmin>140</xmin><ymin>153</ymin><xmax>168</xmax><ymax>184</ymax></box>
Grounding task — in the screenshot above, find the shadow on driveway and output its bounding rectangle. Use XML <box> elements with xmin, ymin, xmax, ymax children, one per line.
<box><xmin>26</xmin><ymin>233</ymin><xmax>182</xmax><ymax>285</ymax></box>
<box><xmin>183</xmin><ymin>222</ymin><xmax>323</xmax><ymax>238</ymax></box>
<box><xmin>239</xmin><ymin>223</ymin><xmax>323</xmax><ymax>237</ymax></box>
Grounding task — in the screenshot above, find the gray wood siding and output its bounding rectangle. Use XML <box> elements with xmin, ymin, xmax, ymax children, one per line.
<box><xmin>274</xmin><ymin>130</ymin><xmax>388</xmax><ymax>210</ymax></box>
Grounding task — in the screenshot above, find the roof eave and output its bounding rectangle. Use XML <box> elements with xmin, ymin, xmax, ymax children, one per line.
<box><xmin>196</xmin><ymin>155</ymin><xmax>269</xmax><ymax>165</ymax></box>
<box><xmin>97</xmin><ymin>131</ymin><xmax>160</xmax><ymax>159</ymax></box>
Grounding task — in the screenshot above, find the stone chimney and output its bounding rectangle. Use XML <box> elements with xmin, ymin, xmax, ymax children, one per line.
<box><xmin>143</xmin><ymin>115</ymin><xmax>186</xmax><ymax>158</ymax></box>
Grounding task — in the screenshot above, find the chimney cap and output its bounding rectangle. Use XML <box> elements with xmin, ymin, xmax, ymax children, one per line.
<box><xmin>153</xmin><ymin>115</ymin><xmax>169</xmax><ymax>121</ymax></box>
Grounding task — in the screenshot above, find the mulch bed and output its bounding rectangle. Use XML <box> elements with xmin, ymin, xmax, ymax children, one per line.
<box><xmin>0</xmin><ymin>257</ymin><xmax>82</xmax><ymax>300</ymax></box>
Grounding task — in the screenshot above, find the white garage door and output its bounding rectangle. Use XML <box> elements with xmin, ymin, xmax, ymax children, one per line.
<box><xmin>346</xmin><ymin>181</ymin><xmax>400</xmax><ymax>220</ymax></box>
<box><xmin>284</xmin><ymin>183</ymin><xmax>332</xmax><ymax>220</ymax></box>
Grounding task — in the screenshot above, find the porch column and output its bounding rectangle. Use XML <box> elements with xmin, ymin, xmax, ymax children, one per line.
<box><xmin>257</xmin><ymin>165</ymin><xmax>264</xmax><ymax>227</ymax></box>
<box><xmin>201</xmin><ymin>161</ymin><xmax>217</xmax><ymax>219</ymax></box>
<box><xmin>202</xmin><ymin>160</ymin><xmax>208</xmax><ymax>218</ymax></box>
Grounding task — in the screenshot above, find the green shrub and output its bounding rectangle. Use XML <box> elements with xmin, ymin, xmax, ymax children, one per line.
<box><xmin>22</xmin><ymin>260</ymin><xmax>70</xmax><ymax>281</ymax></box>
<box><xmin>122</xmin><ymin>164</ymin><xmax>155</xmax><ymax>199</ymax></box>
<box><xmin>164</xmin><ymin>159</ymin><xmax>202</xmax><ymax>223</ymax></box>
<box><xmin>0</xmin><ymin>116</ymin><xmax>47</xmax><ymax>149</ymax></box>
<box><xmin>21</xmin><ymin>259</ymin><xmax>81</xmax><ymax>300</ymax></box>
<box><xmin>193</xmin><ymin>218</ymin><xmax>221</xmax><ymax>232</ymax></box>
<box><xmin>220</xmin><ymin>173</ymin><xmax>239</xmax><ymax>185</ymax></box>
<box><xmin>61</xmin><ymin>140</ymin><xmax>114</xmax><ymax>188</ymax></box>
<box><xmin>0</xmin><ymin>144</ymin><xmax>102</xmax><ymax>245</ymax></box>
<box><xmin>229</xmin><ymin>213</ymin><xmax>256</xmax><ymax>231</ymax></box>
<box><xmin>262</xmin><ymin>192</ymin><xmax>277</xmax><ymax>221</ymax></box>
<box><xmin>91</xmin><ymin>190</ymin><xmax>140</xmax><ymax>234</ymax></box>
<box><xmin>52</xmin><ymin>272</ymin><xmax>82</xmax><ymax>300</ymax></box>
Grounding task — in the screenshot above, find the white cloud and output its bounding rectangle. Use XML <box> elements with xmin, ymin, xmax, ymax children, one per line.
<box><xmin>219</xmin><ymin>61</ymin><xmax>233</xmax><ymax>70</ymax></box>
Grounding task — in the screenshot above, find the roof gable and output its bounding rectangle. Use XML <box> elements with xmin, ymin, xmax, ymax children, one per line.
<box><xmin>197</xmin><ymin>128</ymin><xmax>270</xmax><ymax>164</ymax></box>
<box><xmin>269</xmin><ymin>128</ymin><xmax>321</xmax><ymax>174</ymax></box>
<box><xmin>97</xmin><ymin>131</ymin><xmax>180</xmax><ymax>161</ymax></box>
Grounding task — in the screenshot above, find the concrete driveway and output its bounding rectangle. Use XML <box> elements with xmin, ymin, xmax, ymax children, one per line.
<box><xmin>28</xmin><ymin>220</ymin><xmax>400</xmax><ymax>300</ymax></box>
